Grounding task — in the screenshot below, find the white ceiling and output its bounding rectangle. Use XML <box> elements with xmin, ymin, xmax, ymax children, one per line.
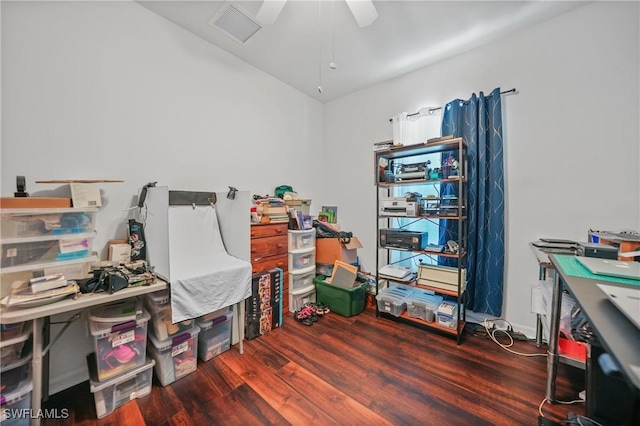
<box><xmin>137</xmin><ymin>1</ymin><xmax>589</xmax><ymax>103</ymax></box>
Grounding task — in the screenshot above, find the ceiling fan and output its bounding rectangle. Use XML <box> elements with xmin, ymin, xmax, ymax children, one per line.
<box><xmin>257</xmin><ymin>0</ymin><xmax>378</xmax><ymax>27</ymax></box>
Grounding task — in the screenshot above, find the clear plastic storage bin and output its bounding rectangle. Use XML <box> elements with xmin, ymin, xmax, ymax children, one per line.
<box><xmin>87</xmin><ymin>354</ymin><xmax>155</xmax><ymax>419</ymax></box>
<box><xmin>88</xmin><ymin>300</ymin><xmax>150</xmax><ymax>382</ymax></box>
<box><xmin>0</xmin><ymin>322</ymin><xmax>25</xmax><ymax>341</ymax></box>
<box><xmin>0</xmin><ymin>353</ymin><xmax>31</xmax><ymax>397</ymax></box>
<box><xmin>148</xmin><ymin>325</ymin><xmax>200</xmax><ymax>386</ymax></box>
<box><xmin>196</xmin><ymin>312</ymin><xmax>233</xmax><ymax>362</ymax></box>
<box><xmin>0</xmin><ymin>372</ymin><xmax>32</xmax><ymax>426</ymax></box>
<box><xmin>143</xmin><ymin>290</ymin><xmax>194</xmax><ymax>342</ymax></box>
<box><xmin>376</xmin><ymin>286</ymin><xmax>414</xmax><ymax>317</ymax></box>
<box><xmin>0</xmin><ymin>209</ymin><xmax>96</xmax><ymax>239</ymax></box>
<box><xmin>289</xmin><ymin>266</ymin><xmax>316</xmax><ymax>293</ymax></box>
<box><xmin>1</xmin><ymin>235</ymin><xmax>94</xmax><ymax>270</ymax></box>
<box><xmin>287</xmin><ymin>229</ymin><xmax>316</xmax><ymax>250</ymax></box>
<box><xmin>406</xmin><ymin>291</ymin><xmax>443</xmax><ymax>322</ymax></box>
<box><xmin>288</xmin><ymin>248</ymin><xmax>316</xmax><ymax>272</ymax></box>
<box><xmin>436</xmin><ymin>301</ymin><xmax>458</xmax><ymax>329</ymax></box>
<box><xmin>0</xmin><ymin>327</ymin><xmax>31</xmax><ymax>368</ymax></box>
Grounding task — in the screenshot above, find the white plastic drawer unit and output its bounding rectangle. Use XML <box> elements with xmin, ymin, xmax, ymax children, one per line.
<box><xmin>287</xmin><ymin>229</ymin><xmax>316</xmax><ymax>250</ymax></box>
<box><xmin>288</xmin><ymin>247</ymin><xmax>316</xmax><ymax>272</ymax></box>
<box><xmin>0</xmin><ymin>208</ymin><xmax>98</xmax><ymax>273</ymax></box>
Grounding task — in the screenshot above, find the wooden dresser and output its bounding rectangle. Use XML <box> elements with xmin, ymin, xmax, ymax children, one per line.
<box><xmin>250</xmin><ymin>223</ymin><xmax>289</xmax><ymax>312</ymax></box>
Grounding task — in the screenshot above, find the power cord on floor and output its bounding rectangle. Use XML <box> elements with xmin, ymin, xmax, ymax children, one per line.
<box><xmin>484</xmin><ymin>318</ymin><xmax>547</xmax><ymax>358</ymax></box>
<box><xmin>538</xmin><ymin>397</ymin><xmax>602</xmax><ymax>426</ymax></box>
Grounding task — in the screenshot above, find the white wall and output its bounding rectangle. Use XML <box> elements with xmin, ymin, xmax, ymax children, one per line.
<box><xmin>1</xmin><ymin>1</ymin><xmax>323</xmax><ymax>393</ymax></box>
<box><xmin>323</xmin><ymin>1</ymin><xmax>640</xmax><ymax>335</ymax></box>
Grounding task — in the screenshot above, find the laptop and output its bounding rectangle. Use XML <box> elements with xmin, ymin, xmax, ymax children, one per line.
<box><xmin>576</xmin><ymin>256</ymin><xmax>640</xmax><ymax>281</ymax></box>
<box><xmin>597</xmin><ymin>283</ymin><xmax>640</xmax><ymax>329</ymax></box>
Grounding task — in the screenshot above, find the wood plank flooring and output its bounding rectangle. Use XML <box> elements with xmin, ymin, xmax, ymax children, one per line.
<box><xmin>42</xmin><ymin>309</ymin><xmax>585</xmax><ymax>425</ymax></box>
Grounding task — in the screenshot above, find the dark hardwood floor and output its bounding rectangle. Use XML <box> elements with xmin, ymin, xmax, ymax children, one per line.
<box><xmin>43</xmin><ymin>308</ymin><xmax>585</xmax><ymax>425</ymax></box>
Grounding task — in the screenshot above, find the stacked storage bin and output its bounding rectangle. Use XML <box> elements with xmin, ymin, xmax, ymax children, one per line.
<box><xmin>288</xmin><ymin>229</ymin><xmax>316</xmax><ymax>313</ymax></box>
<box><xmin>143</xmin><ymin>289</ymin><xmax>200</xmax><ymax>386</ymax></box>
<box><xmin>196</xmin><ymin>311</ymin><xmax>233</xmax><ymax>361</ymax></box>
<box><xmin>314</xmin><ymin>276</ymin><xmax>367</xmax><ymax>317</ymax></box>
<box><xmin>86</xmin><ymin>298</ymin><xmax>154</xmax><ymax>418</ymax></box>
<box><xmin>245</xmin><ymin>268</ymin><xmax>282</xmax><ymax>340</ymax></box>
<box><xmin>406</xmin><ymin>290</ymin><xmax>443</xmax><ymax>323</ymax></box>
<box><xmin>376</xmin><ymin>285</ymin><xmax>415</xmax><ymax>317</ymax></box>
<box><xmin>0</xmin><ymin>322</ymin><xmax>32</xmax><ymax>426</ymax></box>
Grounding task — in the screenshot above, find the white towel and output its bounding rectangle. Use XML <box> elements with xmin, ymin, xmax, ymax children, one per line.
<box><xmin>167</xmin><ymin>205</ymin><xmax>251</xmax><ymax>323</ymax></box>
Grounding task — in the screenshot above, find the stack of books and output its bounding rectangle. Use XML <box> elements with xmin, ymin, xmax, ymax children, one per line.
<box><xmin>257</xmin><ymin>198</ymin><xmax>289</xmax><ymax>224</ymax></box>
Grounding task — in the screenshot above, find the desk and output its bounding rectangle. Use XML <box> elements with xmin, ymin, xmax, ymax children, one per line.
<box><xmin>1</xmin><ymin>281</ymin><xmax>167</xmax><ymax>425</ymax></box>
<box><xmin>547</xmin><ymin>254</ymin><xmax>640</xmax><ymax>424</ymax></box>
<box><xmin>529</xmin><ymin>242</ymin><xmax>575</xmax><ymax>347</ymax></box>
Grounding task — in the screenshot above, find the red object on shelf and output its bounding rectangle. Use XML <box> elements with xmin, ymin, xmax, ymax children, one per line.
<box><xmin>558</xmin><ymin>337</ymin><xmax>587</xmax><ymax>362</ymax></box>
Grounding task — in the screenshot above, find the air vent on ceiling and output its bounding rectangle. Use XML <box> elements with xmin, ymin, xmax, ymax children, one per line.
<box><xmin>208</xmin><ymin>3</ymin><xmax>262</xmax><ymax>44</ymax></box>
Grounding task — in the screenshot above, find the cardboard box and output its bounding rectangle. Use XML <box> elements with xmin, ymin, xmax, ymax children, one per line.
<box><xmin>0</xmin><ymin>197</ymin><xmax>71</xmax><ymax>209</ymax></box>
<box><xmin>109</xmin><ymin>244</ymin><xmax>131</xmax><ymax>263</ymax></box>
<box><xmin>316</xmin><ymin>237</ymin><xmax>362</xmax><ymax>265</ymax></box>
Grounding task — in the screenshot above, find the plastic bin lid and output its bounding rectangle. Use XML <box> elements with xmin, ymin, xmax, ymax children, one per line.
<box><xmin>88</xmin><ymin>306</ymin><xmax>150</xmax><ymax>337</ymax></box>
<box><xmin>0</xmin><ymin>322</ymin><xmax>25</xmax><ymax>331</ymax></box>
<box><xmin>0</xmin><ymin>327</ymin><xmax>31</xmax><ymax>349</ymax></box>
<box><xmin>87</xmin><ymin>353</ymin><xmax>155</xmax><ymax>392</ymax></box>
<box><xmin>196</xmin><ymin>312</ymin><xmax>233</xmax><ymax>331</ymax></box>
<box><xmin>0</xmin><ymin>374</ymin><xmax>32</xmax><ymax>406</ymax></box>
<box><xmin>148</xmin><ymin>325</ymin><xmax>200</xmax><ymax>351</ymax></box>
<box><xmin>89</xmin><ymin>299</ymin><xmax>144</xmax><ymax>323</ymax></box>
<box><xmin>407</xmin><ymin>292</ymin><xmax>443</xmax><ymax>306</ymax></box>
<box><xmin>376</xmin><ymin>286</ymin><xmax>414</xmax><ymax>302</ymax></box>
<box><xmin>145</xmin><ymin>289</ymin><xmax>170</xmax><ymax>306</ymax></box>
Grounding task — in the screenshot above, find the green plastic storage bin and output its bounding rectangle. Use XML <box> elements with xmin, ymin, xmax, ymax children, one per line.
<box><xmin>314</xmin><ymin>276</ymin><xmax>367</xmax><ymax>317</ymax></box>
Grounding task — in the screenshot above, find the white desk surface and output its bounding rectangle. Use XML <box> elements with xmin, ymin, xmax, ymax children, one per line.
<box><xmin>0</xmin><ymin>279</ymin><xmax>168</xmax><ymax>323</ymax></box>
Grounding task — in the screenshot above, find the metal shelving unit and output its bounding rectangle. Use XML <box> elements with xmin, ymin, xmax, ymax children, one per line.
<box><xmin>374</xmin><ymin>137</ymin><xmax>468</xmax><ymax>344</ymax></box>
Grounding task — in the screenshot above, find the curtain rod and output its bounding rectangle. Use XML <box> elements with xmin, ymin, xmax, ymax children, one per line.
<box><xmin>388</xmin><ymin>88</ymin><xmax>517</xmax><ymax>122</ymax></box>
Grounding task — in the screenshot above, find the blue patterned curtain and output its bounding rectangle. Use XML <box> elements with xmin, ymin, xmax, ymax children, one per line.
<box><xmin>440</xmin><ymin>87</ymin><xmax>504</xmax><ymax>316</ymax></box>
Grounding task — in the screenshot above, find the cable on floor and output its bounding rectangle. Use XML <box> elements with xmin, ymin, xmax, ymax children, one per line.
<box><xmin>538</xmin><ymin>397</ymin><xmax>601</xmax><ymax>426</ymax></box>
<box><xmin>484</xmin><ymin>318</ymin><xmax>547</xmax><ymax>357</ymax></box>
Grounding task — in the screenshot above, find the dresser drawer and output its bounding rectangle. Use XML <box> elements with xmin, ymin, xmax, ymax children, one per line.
<box><xmin>250</xmin><ymin>223</ymin><xmax>288</xmax><ymax>239</ymax></box>
<box><xmin>251</xmin><ymin>253</ymin><xmax>288</xmax><ymax>273</ymax></box>
<box><xmin>251</xmin><ymin>235</ymin><xmax>288</xmax><ymax>259</ymax></box>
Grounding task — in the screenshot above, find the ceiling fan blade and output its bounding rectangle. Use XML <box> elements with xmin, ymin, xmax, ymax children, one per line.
<box><xmin>256</xmin><ymin>0</ymin><xmax>287</xmax><ymax>25</ymax></box>
<box><xmin>345</xmin><ymin>0</ymin><xmax>378</xmax><ymax>27</ymax></box>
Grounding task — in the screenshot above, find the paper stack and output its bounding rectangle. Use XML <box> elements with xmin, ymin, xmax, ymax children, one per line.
<box><xmin>29</xmin><ymin>273</ymin><xmax>68</xmax><ymax>293</ymax></box>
